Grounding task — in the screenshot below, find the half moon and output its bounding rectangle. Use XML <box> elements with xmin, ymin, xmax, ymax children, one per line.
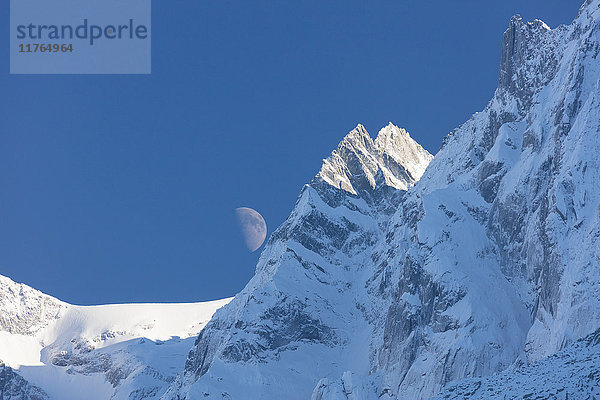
<box><xmin>235</xmin><ymin>207</ymin><xmax>267</xmax><ymax>252</ymax></box>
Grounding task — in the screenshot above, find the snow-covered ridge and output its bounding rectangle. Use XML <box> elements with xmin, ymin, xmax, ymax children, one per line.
<box><xmin>0</xmin><ymin>275</ymin><xmax>231</xmax><ymax>400</ymax></box>
<box><xmin>3</xmin><ymin>1</ymin><xmax>600</xmax><ymax>399</ymax></box>
<box><xmin>0</xmin><ymin>275</ymin><xmax>66</xmax><ymax>336</ymax></box>
<box><xmin>170</xmin><ymin>1</ymin><xmax>600</xmax><ymax>399</ymax></box>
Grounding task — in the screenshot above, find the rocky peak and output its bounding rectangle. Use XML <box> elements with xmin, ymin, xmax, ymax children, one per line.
<box><xmin>0</xmin><ymin>275</ymin><xmax>66</xmax><ymax>335</ymax></box>
<box><xmin>498</xmin><ymin>14</ymin><xmax>558</xmax><ymax>113</ymax></box>
<box><xmin>337</xmin><ymin>123</ymin><xmax>373</xmax><ymax>150</ymax></box>
<box><xmin>314</xmin><ymin>123</ymin><xmax>433</xmax><ymax>196</ymax></box>
<box><xmin>374</xmin><ymin>123</ymin><xmax>432</xmax><ymax>183</ymax></box>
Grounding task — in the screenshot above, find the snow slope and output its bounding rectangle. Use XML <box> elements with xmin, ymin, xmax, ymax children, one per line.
<box><xmin>0</xmin><ymin>275</ymin><xmax>231</xmax><ymax>400</ymax></box>
<box><xmin>432</xmin><ymin>328</ymin><xmax>600</xmax><ymax>400</ymax></box>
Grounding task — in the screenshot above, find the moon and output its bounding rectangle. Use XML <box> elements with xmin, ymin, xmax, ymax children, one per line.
<box><xmin>235</xmin><ymin>207</ymin><xmax>267</xmax><ymax>252</ymax></box>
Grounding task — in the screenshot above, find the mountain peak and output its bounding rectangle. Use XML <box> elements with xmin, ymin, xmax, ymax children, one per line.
<box><xmin>375</xmin><ymin>123</ymin><xmax>432</xmax><ymax>180</ymax></box>
<box><xmin>0</xmin><ymin>275</ymin><xmax>66</xmax><ymax>336</ymax></box>
<box><xmin>498</xmin><ymin>12</ymin><xmax>557</xmax><ymax>105</ymax></box>
<box><xmin>315</xmin><ymin>123</ymin><xmax>432</xmax><ymax>195</ymax></box>
<box><xmin>337</xmin><ymin>123</ymin><xmax>374</xmax><ymax>149</ymax></box>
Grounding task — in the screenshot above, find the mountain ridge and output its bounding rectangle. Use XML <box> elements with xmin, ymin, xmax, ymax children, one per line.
<box><xmin>0</xmin><ymin>274</ymin><xmax>232</xmax><ymax>400</ymax></box>
<box><xmin>169</xmin><ymin>2</ymin><xmax>600</xmax><ymax>399</ymax></box>
<box><xmin>1</xmin><ymin>1</ymin><xmax>599</xmax><ymax>399</ymax></box>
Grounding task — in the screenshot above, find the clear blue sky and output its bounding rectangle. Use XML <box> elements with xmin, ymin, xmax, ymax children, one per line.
<box><xmin>1</xmin><ymin>1</ymin><xmax>582</xmax><ymax>305</ymax></box>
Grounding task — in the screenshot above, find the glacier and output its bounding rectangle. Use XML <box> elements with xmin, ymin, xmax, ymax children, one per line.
<box><xmin>0</xmin><ymin>275</ymin><xmax>231</xmax><ymax>400</ymax></box>
<box><xmin>2</xmin><ymin>0</ymin><xmax>600</xmax><ymax>399</ymax></box>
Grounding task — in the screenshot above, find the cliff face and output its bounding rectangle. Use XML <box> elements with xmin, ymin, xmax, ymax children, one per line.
<box><xmin>171</xmin><ymin>1</ymin><xmax>600</xmax><ymax>399</ymax></box>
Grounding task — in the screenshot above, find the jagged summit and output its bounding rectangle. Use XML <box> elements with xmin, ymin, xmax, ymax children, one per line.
<box><xmin>339</xmin><ymin>123</ymin><xmax>371</xmax><ymax>146</ymax></box>
<box><xmin>498</xmin><ymin>14</ymin><xmax>556</xmax><ymax>98</ymax></box>
<box><xmin>374</xmin><ymin>123</ymin><xmax>432</xmax><ymax>183</ymax></box>
<box><xmin>314</xmin><ymin>123</ymin><xmax>432</xmax><ymax>195</ymax></box>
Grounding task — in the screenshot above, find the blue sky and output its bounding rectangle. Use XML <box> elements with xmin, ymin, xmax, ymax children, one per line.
<box><xmin>1</xmin><ymin>1</ymin><xmax>582</xmax><ymax>305</ymax></box>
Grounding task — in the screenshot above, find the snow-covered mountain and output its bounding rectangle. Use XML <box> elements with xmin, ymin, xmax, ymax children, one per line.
<box><xmin>163</xmin><ymin>1</ymin><xmax>600</xmax><ymax>399</ymax></box>
<box><xmin>0</xmin><ymin>275</ymin><xmax>231</xmax><ymax>400</ymax></box>
<box><xmin>161</xmin><ymin>122</ymin><xmax>433</xmax><ymax>400</ymax></box>
<box><xmin>3</xmin><ymin>1</ymin><xmax>600</xmax><ymax>399</ymax></box>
